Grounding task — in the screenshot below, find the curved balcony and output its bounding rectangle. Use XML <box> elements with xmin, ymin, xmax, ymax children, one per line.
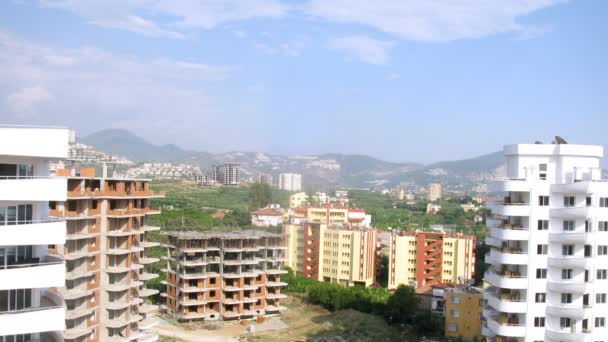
<box><xmin>0</xmin><ymin>254</ymin><xmax>65</xmax><ymax>290</ymax></box>
<box><xmin>551</xmin><ymin>207</ymin><xmax>593</xmax><ymax>219</ymax></box>
<box><xmin>547</xmin><ymin>280</ymin><xmax>590</xmax><ymax>294</ymax></box>
<box><xmin>486</xmin><ymin>317</ymin><xmax>526</xmax><ymax>338</ymax></box>
<box><xmin>487</xmin><ymin>202</ymin><xmax>530</xmax><ymax>217</ymax></box>
<box><xmin>545</xmin><ymin>327</ymin><xmax>591</xmax><ymax>342</ymax></box>
<box><xmin>549</xmin><ymin>231</ymin><xmax>590</xmax><ymax>243</ymax></box>
<box><xmin>484</xmin><ymin>270</ymin><xmax>528</xmax><ymax>289</ymax></box>
<box><xmin>491</xmin><ymin>179</ymin><xmax>533</xmax><ymax>193</ymax></box>
<box><xmin>489</xmin><ymin>226</ymin><xmax>530</xmax><ymax>241</ymax></box>
<box><xmin>548</xmin><ymin>256</ymin><xmax>592</xmax><ymax>269</ymax></box>
<box><xmin>487</xmin><ymin>248</ymin><xmax>529</xmax><ymax>265</ymax></box>
<box><xmin>546</xmin><ymin>304</ymin><xmax>586</xmax><ymax>319</ymax></box>
<box><xmin>0</xmin><ymin>219</ymin><xmax>66</xmax><ymax>245</ymax></box>
<box><xmin>485</xmin><ymin>292</ymin><xmax>527</xmax><ymax>313</ymax></box>
<box><xmin>485</xmin><ymin>236</ymin><xmax>501</xmax><ymax>248</ymax></box>
<box><xmin>0</xmin><ymin>290</ymin><xmax>65</xmax><ymax>335</ymax></box>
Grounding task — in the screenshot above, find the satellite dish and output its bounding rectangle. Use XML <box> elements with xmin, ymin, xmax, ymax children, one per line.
<box><xmin>555</xmin><ymin>136</ymin><xmax>568</xmax><ymax>144</ymax></box>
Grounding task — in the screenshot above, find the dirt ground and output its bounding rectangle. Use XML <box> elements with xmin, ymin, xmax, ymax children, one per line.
<box><xmin>152</xmin><ymin>297</ymin><xmax>408</xmax><ymax>342</ymax></box>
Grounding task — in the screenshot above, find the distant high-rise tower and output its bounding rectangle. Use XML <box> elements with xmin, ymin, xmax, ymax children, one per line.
<box><xmin>0</xmin><ymin>126</ymin><xmax>69</xmax><ymax>341</ymax></box>
<box><xmin>278</xmin><ymin>173</ymin><xmax>302</xmax><ymax>191</ymax></box>
<box><xmin>427</xmin><ymin>183</ymin><xmax>442</xmax><ymax>202</ymax></box>
<box><xmin>256</xmin><ymin>173</ymin><xmax>273</xmax><ymax>186</ymax></box>
<box><xmin>482</xmin><ymin>141</ymin><xmax>608</xmax><ymax>341</ymax></box>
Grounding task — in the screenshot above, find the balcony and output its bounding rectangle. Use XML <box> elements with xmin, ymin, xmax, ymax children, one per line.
<box><xmin>547</xmin><ymin>280</ymin><xmax>591</xmax><ymax>294</ymax></box>
<box><xmin>551</xmin><ymin>207</ymin><xmax>593</xmax><ymax>219</ymax></box>
<box><xmin>0</xmin><ymin>254</ymin><xmax>65</xmax><ymax>290</ymax></box>
<box><xmin>140</xmin><ymin>288</ymin><xmax>159</xmax><ymax>297</ymax></box>
<box><xmin>548</xmin><ymin>231</ymin><xmax>590</xmax><ymax>243</ymax></box>
<box><xmin>486</xmin><ymin>316</ymin><xmax>526</xmax><ymax>338</ymax></box>
<box><xmin>484</xmin><ymin>292</ymin><xmax>527</xmax><ymax>313</ymax></box>
<box><xmin>489</xmin><ymin>226</ymin><xmax>530</xmax><ymax>241</ymax></box>
<box><xmin>0</xmin><ymin>176</ymin><xmax>66</xmax><ymax>202</ymax></box>
<box><xmin>546</xmin><ymin>304</ymin><xmax>586</xmax><ymax>319</ymax></box>
<box><xmin>491</xmin><ymin>179</ymin><xmax>533</xmax><ymax>193</ymax></box>
<box><xmin>548</xmin><ymin>256</ymin><xmax>592</xmax><ymax>269</ymax></box>
<box><xmin>0</xmin><ymin>126</ymin><xmax>69</xmax><ymax>158</ymax></box>
<box><xmin>545</xmin><ymin>327</ymin><xmax>591</xmax><ymax>342</ymax></box>
<box><xmin>487</xmin><ymin>201</ymin><xmax>530</xmax><ymax>217</ymax></box>
<box><xmin>0</xmin><ymin>219</ymin><xmax>66</xmax><ymax>245</ymax></box>
<box><xmin>0</xmin><ymin>299</ymin><xmax>65</xmax><ymax>335</ymax></box>
<box><xmin>487</xmin><ymin>247</ymin><xmax>529</xmax><ymax>265</ymax></box>
<box><xmin>484</xmin><ymin>270</ymin><xmax>528</xmax><ymax>289</ymax></box>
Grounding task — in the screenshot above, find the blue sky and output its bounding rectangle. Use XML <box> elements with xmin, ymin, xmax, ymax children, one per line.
<box><xmin>1</xmin><ymin>1</ymin><xmax>606</xmax><ymax>163</ymax></box>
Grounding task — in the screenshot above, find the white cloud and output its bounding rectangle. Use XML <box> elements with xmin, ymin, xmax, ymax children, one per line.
<box><xmin>254</xmin><ymin>41</ymin><xmax>305</xmax><ymax>57</ymax></box>
<box><xmin>40</xmin><ymin>0</ymin><xmax>288</xmax><ymax>38</ymax></box>
<box><xmin>307</xmin><ymin>0</ymin><xmax>566</xmax><ymax>41</ymax></box>
<box><xmin>328</xmin><ymin>35</ymin><xmax>395</xmax><ymax>65</ymax></box>
<box><xmin>5</xmin><ymin>86</ymin><xmax>53</xmax><ymax>114</ymax></box>
<box><xmin>386</xmin><ymin>72</ymin><xmax>400</xmax><ymax>81</ymax></box>
<box><xmin>232</xmin><ymin>30</ymin><xmax>248</xmax><ymax>39</ymax></box>
<box><xmin>0</xmin><ymin>30</ymin><xmax>240</xmax><ymax>145</ymax></box>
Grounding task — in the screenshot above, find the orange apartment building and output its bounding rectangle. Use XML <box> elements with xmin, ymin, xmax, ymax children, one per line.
<box><xmin>160</xmin><ymin>231</ymin><xmax>288</xmax><ymax>321</ymax></box>
<box><xmin>388</xmin><ymin>230</ymin><xmax>476</xmax><ymax>292</ymax></box>
<box><xmin>49</xmin><ymin>167</ymin><xmax>164</xmax><ymax>342</ymax></box>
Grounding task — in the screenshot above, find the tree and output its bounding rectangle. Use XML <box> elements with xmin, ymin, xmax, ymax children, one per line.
<box><xmin>248</xmin><ymin>183</ymin><xmax>272</xmax><ymax>210</ymax></box>
<box><xmin>377</xmin><ymin>255</ymin><xmax>389</xmax><ymax>287</ymax></box>
<box><xmin>384</xmin><ymin>285</ymin><xmax>419</xmax><ymax>324</ymax></box>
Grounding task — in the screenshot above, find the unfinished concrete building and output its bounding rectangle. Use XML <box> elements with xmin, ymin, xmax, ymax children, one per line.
<box><xmin>49</xmin><ymin>167</ymin><xmax>164</xmax><ymax>342</ymax></box>
<box><xmin>160</xmin><ymin>231</ymin><xmax>288</xmax><ymax>321</ymax></box>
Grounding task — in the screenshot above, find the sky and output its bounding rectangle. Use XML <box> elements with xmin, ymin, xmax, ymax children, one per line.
<box><xmin>0</xmin><ymin>0</ymin><xmax>607</xmax><ymax>164</ymax></box>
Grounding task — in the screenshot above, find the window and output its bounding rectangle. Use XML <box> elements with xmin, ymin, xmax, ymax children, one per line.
<box><xmin>563</xmin><ymin>244</ymin><xmax>574</xmax><ymax>256</ymax></box>
<box><xmin>597</xmin><ymin>293</ymin><xmax>607</xmax><ymax>304</ymax></box>
<box><xmin>447</xmin><ymin>323</ymin><xmax>458</xmax><ymax>332</ymax></box>
<box><xmin>596</xmin><ymin>317</ymin><xmax>606</xmax><ymax>328</ymax></box>
<box><xmin>539</xmin><ymin>164</ymin><xmax>547</xmax><ymax>180</ymax></box>
<box><xmin>600</xmin><ymin>221</ymin><xmax>608</xmax><ymax>232</ymax></box>
<box><xmin>564</xmin><ymin>196</ymin><xmax>575</xmax><ymax>207</ymax></box>
<box><xmin>535</xmin><ymin>293</ymin><xmax>546</xmax><ymax>303</ymax></box>
<box><xmin>451</xmin><ymin>296</ymin><xmax>460</xmax><ymax>304</ymax></box>
<box><xmin>538</xmin><ymin>220</ymin><xmax>549</xmax><ymax>230</ymax></box>
<box><xmin>598</xmin><ymin>269</ymin><xmax>608</xmax><ymax>280</ymax></box>
<box><xmin>601</xmin><ymin>198</ymin><xmax>608</xmax><ymax>208</ymax></box>
<box><xmin>586</xmin><ymin>220</ymin><xmax>592</xmax><ymax>232</ymax></box>
<box><xmin>536</xmin><ymin>268</ymin><xmax>547</xmax><ymax>279</ymax></box>
<box><xmin>563</xmin><ymin>220</ymin><xmax>575</xmax><ymax>231</ymax></box>
<box><xmin>562</xmin><ymin>269</ymin><xmax>573</xmax><ymax>280</ymax></box>
<box><xmin>539</xmin><ymin>196</ymin><xmax>550</xmax><ymax>206</ymax></box>
<box><xmin>585</xmin><ymin>245</ymin><xmax>592</xmax><ymax>257</ymax></box>
<box><xmin>537</xmin><ymin>244</ymin><xmax>548</xmax><ymax>255</ymax></box>
<box><xmin>561</xmin><ymin>293</ymin><xmax>573</xmax><ymax>304</ymax></box>
<box><xmin>587</xmin><ymin>196</ymin><xmax>593</xmax><ymax>206</ymax></box>
<box><xmin>450</xmin><ymin>309</ymin><xmax>460</xmax><ymax>318</ymax></box>
<box><xmin>534</xmin><ymin>317</ymin><xmax>545</xmax><ymax>327</ymax></box>
<box><xmin>599</xmin><ymin>246</ymin><xmax>608</xmax><ymax>256</ymax></box>
<box><xmin>561</xmin><ymin>317</ymin><xmax>572</xmax><ymax>328</ymax></box>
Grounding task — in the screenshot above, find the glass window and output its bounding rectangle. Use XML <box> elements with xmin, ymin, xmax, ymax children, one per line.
<box><xmin>0</xmin><ymin>207</ymin><xmax>5</xmax><ymax>225</ymax></box>
<box><xmin>6</xmin><ymin>207</ymin><xmax>16</xmax><ymax>225</ymax></box>
<box><xmin>563</xmin><ymin>220</ymin><xmax>575</xmax><ymax>231</ymax></box>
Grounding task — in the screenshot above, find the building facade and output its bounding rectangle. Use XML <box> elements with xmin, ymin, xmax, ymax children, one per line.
<box><xmin>251</xmin><ymin>206</ymin><xmax>284</xmax><ymax>227</ymax></box>
<box><xmin>483</xmin><ymin>142</ymin><xmax>608</xmax><ymax>342</ymax></box>
<box><xmin>284</xmin><ymin>222</ymin><xmax>377</xmax><ymax>287</ymax></box>
<box><xmin>289</xmin><ymin>192</ymin><xmax>308</xmax><ymax>208</ymax></box>
<box><xmin>428</xmin><ymin>183</ymin><xmax>442</xmax><ymax>202</ymax></box>
<box><xmin>444</xmin><ymin>286</ymin><xmax>483</xmax><ymax>340</ymax></box>
<box><xmin>255</xmin><ymin>173</ymin><xmax>273</xmax><ymax>186</ymax></box>
<box><xmin>387</xmin><ymin>231</ymin><xmax>476</xmax><ymax>291</ymax></box>
<box><xmin>0</xmin><ymin>126</ymin><xmax>69</xmax><ymax>341</ymax></box>
<box><xmin>49</xmin><ymin>167</ymin><xmax>164</xmax><ymax>342</ymax></box>
<box><xmin>278</xmin><ymin>173</ymin><xmax>302</xmax><ymax>192</ymax></box>
<box><xmin>160</xmin><ymin>231</ymin><xmax>288</xmax><ymax>321</ymax></box>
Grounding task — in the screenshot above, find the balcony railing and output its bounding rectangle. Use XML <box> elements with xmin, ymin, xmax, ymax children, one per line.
<box><xmin>0</xmin><ymin>254</ymin><xmax>63</xmax><ymax>270</ymax></box>
<box><xmin>0</xmin><ymin>219</ymin><xmax>64</xmax><ymax>226</ymax></box>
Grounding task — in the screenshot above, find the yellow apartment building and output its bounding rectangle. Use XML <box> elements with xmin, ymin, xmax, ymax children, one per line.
<box><xmin>388</xmin><ymin>231</ymin><xmax>476</xmax><ymax>292</ymax></box>
<box><xmin>444</xmin><ymin>287</ymin><xmax>483</xmax><ymax>340</ymax></box>
<box><xmin>289</xmin><ymin>192</ymin><xmax>308</xmax><ymax>208</ymax></box>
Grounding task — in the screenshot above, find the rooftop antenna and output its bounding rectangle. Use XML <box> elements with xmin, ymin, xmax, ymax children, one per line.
<box><xmin>555</xmin><ymin>136</ymin><xmax>568</xmax><ymax>144</ymax></box>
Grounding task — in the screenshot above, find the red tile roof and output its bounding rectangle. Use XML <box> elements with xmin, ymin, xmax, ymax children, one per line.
<box><xmin>252</xmin><ymin>208</ymin><xmax>283</xmax><ymax>216</ymax></box>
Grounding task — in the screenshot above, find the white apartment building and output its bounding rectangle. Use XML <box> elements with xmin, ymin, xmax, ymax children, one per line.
<box><xmin>278</xmin><ymin>173</ymin><xmax>302</xmax><ymax>191</ymax></box>
<box><xmin>0</xmin><ymin>126</ymin><xmax>69</xmax><ymax>341</ymax></box>
<box><xmin>483</xmin><ymin>142</ymin><xmax>608</xmax><ymax>342</ymax></box>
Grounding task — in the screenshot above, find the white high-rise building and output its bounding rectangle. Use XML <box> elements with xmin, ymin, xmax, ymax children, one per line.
<box><xmin>0</xmin><ymin>126</ymin><xmax>69</xmax><ymax>341</ymax></box>
<box><xmin>278</xmin><ymin>173</ymin><xmax>302</xmax><ymax>191</ymax></box>
<box><xmin>483</xmin><ymin>141</ymin><xmax>608</xmax><ymax>342</ymax></box>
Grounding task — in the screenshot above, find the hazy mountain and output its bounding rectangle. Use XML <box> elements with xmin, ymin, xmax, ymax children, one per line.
<box><xmin>80</xmin><ymin>129</ymin><xmax>505</xmax><ymax>189</ymax></box>
<box><xmin>81</xmin><ymin>129</ymin><xmax>203</xmax><ymax>162</ymax></box>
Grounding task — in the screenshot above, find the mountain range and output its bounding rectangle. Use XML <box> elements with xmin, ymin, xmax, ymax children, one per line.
<box><xmin>81</xmin><ymin>129</ymin><xmax>506</xmax><ymax>190</ymax></box>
